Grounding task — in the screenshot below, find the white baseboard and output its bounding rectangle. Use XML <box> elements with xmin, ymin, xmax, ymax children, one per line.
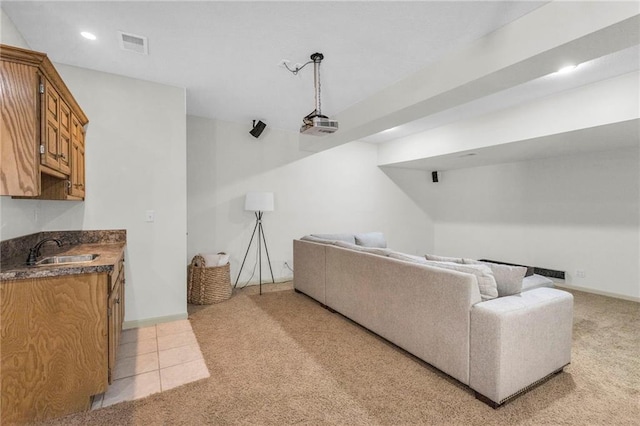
<box><xmin>123</xmin><ymin>312</ymin><xmax>188</xmax><ymax>330</ymax></box>
<box><xmin>554</xmin><ymin>283</ymin><xmax>640</xmax><ymax>303</ymax></box>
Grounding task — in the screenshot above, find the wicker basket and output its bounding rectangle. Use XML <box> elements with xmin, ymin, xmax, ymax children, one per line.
<box><xmin>187</xmin><ymin>255</ymin><xmax>232</xmax><ymax>304</ymax></box>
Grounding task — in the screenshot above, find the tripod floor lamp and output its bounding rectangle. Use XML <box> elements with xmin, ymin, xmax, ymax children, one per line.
<box><xmin>235</xmin><ymin>191</ymin><xmax>275</xmax><ymax>295</ymax></box>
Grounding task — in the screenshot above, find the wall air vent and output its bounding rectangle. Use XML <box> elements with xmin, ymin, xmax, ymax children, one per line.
<box><xmin>118</xmin><ymin>31</ymin><xmax>148</xmax><ymax>55</ymax></box>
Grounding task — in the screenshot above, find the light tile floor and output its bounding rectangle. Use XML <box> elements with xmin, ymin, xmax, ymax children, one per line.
<box><xmin>91</xmin><ymin>319</ymin><xmax>210</xmax><ymax>409</ymax></box>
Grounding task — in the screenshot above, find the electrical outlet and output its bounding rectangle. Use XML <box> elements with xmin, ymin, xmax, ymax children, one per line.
<box><xmin>145</xmin><ymin>210</ymin><xmax>155</xmax><ymax>223</ymax></box>
<box><xmin>576</xmin><ymin>270</ymin><xmax>586</xmax><ymax>279</ymax></box>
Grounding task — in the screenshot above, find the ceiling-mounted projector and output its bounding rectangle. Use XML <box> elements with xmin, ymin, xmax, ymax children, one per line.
<box><xmin>300</xmin><ymin>52</ymin><xmax>338</xmax><ymax>136</ymax></box>
<box><xmin>301</xmin><ymin>116</ymin><xmax>339</xmax><ymax>135</ymax></box>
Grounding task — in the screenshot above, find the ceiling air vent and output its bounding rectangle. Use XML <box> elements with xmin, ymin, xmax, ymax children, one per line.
<box><xmin>118</xmin><ymin>31</ymin><xmax>148</xmax><ymax>55</ymax></box>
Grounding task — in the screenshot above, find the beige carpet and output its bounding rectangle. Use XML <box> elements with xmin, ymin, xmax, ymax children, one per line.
<box><xmin>39</xmin><ymin>283</ymin><xmax>639</xmax><ymax>425</ymax></box>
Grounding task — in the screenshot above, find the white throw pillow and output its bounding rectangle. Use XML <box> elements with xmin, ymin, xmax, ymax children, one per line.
<box><xmin>463</xmin><ymin>259</ymin><xmax>526</xmax><ymax>297</ymax></box>
<box><xmin>522</xmin><ymin>274</ymin><xmax>554</xmax><ymax>292</ymax></box>
<box><xmin>422</xmin><ymin>261</ymin><xmax>498</xmax><ymax>301</ymax></box>
<box><xmin>354</xmin><ymin>232</ymin><xmax>387</xmax><ymax>248</ymax></box>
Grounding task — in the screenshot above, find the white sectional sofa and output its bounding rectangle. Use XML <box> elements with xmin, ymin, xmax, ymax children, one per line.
<box><xmin>293</xmin><ymin>234</ymin><xmax>573</xmax><ymax>407</ymax></box>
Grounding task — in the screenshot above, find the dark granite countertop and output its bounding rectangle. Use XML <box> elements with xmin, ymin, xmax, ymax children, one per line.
<box><xmin>0</xmin><ymin>230</ymin><xmax>126</xmax><ymax>281</ymax></box>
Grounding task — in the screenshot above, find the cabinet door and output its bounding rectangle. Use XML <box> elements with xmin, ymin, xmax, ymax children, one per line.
<box><xmin>42</xmin><ymin>78</ymin><xmax>61</xmax><ymax>170</ymax></box>
<box><xmin>58</xmin><ymin>99</ymin><xmax>71</xmax><ymax>174</ymax></box>
<box><xmin>0</xmin><ymin>274</ymin><xmax>108</xmax><ymax>424</ymax></box>
<box><xmin>69</xmin><ymin>115</ymin><xmax>86</xmax><ymax>198</ymax></box>
<box><xmin>108</xmin><ymin>260</ymin><xmax>124</xmax><ymax>384</ymax></box>
<box><xmin>0</xmin><ymin>61</ymin><xmax>39</xmax><ymax>196</ymax></box>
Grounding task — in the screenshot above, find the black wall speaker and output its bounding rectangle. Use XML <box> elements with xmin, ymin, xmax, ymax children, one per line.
<box><xmin>250</xmin><ymin>120</ymin><xmax>266</xmax><ymax>138</ymax></box>
<box><xmin>432</xmin><ymin>171</ymin><xmax>439</xmax><ymax>183</ymax></box>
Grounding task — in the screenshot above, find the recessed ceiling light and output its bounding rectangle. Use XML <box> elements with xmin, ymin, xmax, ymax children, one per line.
<box><xmin>556</xmin><ymin>64</ymin><xmax>578</xmax><ymax>74</ymax></box>
<box><xmin>81</xmin><ymin>31</ymin><xmax>97</xmax><ymax>41</ymax></box>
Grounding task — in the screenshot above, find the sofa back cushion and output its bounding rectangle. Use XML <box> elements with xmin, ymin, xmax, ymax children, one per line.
<box><xmin>425</xmin><ymin>254</ymin><xmax>464</xmax><ymax>263</ymax></box>
<box><xmin>387</xmin><ymin>251</ymin><xmax>426</xmax><ymax>263</ymax></box>
<box><xmin>464</xmin><ymin>259</ymin><xmax>526</xmax><ymax>297</ymax></box>
<box><xmin>388</xmin><ymin>253</ymin><xmax>498</xmax><ymax>301</ymax></box>
<box><xmin>325</xmin><ymin>245</ymin><xmax>480</xmax><ymax>384</ymax></box>
<box><xmin>424</xmin><ymin>261</ymin><xmax>498</xmax><ymax>301</ymax></box>
<box><xmin>333</xmin><ymin>240</ymin><xmax>392</xmax><ymax>257</ymax></box>
<box><xmin>310</xmin><ymin>233</ymin><xmax>356</xmax><ymax>244</ymax></box>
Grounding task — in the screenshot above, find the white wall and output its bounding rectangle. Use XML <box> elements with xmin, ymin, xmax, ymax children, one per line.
<box><xmin>187</xmin><ymin>116</ymin><xmax>433</xmax><ymax>285</ymax></box>
<box><xmin>0</xmin><ymin>7</ymin><xmax>27</xmax><ymax>47</ymax></box>
<box><xmin>1</xmin><ymin>7</ymin><xmax>188</xmax><ymax>324</ymax></box>
<box><xmin>0</xmin><ymin>7</ymin><xmax>43</xmax><ymax>241</ymax></box>
<box><xmin>423</xmin><ymin>148</ymin><xmax>640</xmax><ymax>300</ymax></box>
<box><xmin>46</xmin><ymin>65</ymin><xmax>188</xmax><ymax>325</ymax></box>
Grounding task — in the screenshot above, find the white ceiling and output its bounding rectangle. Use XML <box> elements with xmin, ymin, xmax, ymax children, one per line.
<box><xmin>362</xmin><ymin>45</ymin><xmax>640</xmax><ymax>144</ymax></box>
<box><xmin>2</xmin><ymin>0</ymin><xmax>548</xmax><ymax>133</ymax></box>
<box><xmin>2</xmin><ymin>1</ymin><xmax>638</xmax><ymax>171</ymax></box>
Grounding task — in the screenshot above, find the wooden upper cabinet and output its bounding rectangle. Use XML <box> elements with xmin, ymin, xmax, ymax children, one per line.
<box><xmin>0</xmin><ymin>59</ymin><xmax>40</xmax><ymax>196</ymax></box>
<box><xmin>41</xmin><ymin>79</ymin><xmax>72</xmax><ymax>176</ymax></box>
<box><xmin>0</xmin><ymin>44</ymin><xmax>88</xmax><ymax>199</ymax></box>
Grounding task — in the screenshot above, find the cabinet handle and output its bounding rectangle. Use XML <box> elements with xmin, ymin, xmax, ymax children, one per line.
<box><xmin>57</xmin><ymin>153</ymin><xmax>67</xmax><ymax>160</ymax></box>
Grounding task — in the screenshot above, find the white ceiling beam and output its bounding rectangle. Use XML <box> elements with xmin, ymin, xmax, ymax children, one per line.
<box><xmin>377</xmin><ymin>71</ymin><xmax>639</xmax><ymax>169</ymax></box>
<box><xmin>299</xmin><ymin>1</ymin><xmax>640</xmax><ymax>153</ymax></box>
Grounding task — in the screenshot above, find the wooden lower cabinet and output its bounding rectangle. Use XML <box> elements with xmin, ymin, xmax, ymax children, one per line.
<box><xmin>108</xmin><ymin>255</ymin><xmax>125</xmax><ymax>383</ymax></box>
<box><xmin>0</xmin><ymin>261</ymin><xmax>125</xmax><ymax>424</ymax></box>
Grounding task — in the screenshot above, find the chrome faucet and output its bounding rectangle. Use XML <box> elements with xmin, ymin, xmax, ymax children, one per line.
<box><xmin>26</xmin><ymin>238</ymin><xmax>63</xmax><ymax>266</ymax></box>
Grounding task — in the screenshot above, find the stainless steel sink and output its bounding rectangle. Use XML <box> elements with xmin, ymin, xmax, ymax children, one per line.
<box><xmin>35</xmin><ymin>254</ymin><xmax>100</xmax><ymax>266</ymax></box>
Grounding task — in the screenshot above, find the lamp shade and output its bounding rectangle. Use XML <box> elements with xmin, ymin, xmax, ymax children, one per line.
<box><xmin>245</xmin><ymin>191</ymin><xmax>274</xmax><ymax>212</ymax></box>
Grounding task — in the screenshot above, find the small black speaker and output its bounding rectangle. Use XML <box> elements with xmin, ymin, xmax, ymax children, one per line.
<box><xmin>432</xmin><ymin>171</ymin><xmax>439</xmax><ymax>183</ymax></box>
<box><xmin>250</xmin><ymin>120</ymin><xmax>266</xmax><ymax>138</ymax></box>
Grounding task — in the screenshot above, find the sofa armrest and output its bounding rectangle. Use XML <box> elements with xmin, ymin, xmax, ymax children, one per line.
<box><xmin>470</xmin><ymin>287</ymin><xmax>573</xmax><ymax>405</ymax></box>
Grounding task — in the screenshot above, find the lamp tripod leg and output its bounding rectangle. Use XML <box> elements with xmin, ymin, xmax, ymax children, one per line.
<box><xmin>234</xmin><ymin>216</ymin><xmax>259</xmax><ymax>287</ymax></box>
<box><xmin>258</xmin><ymin>212</ymin><xmax>262</xmax><ymax>295</ymax></box>
<box><xmin>259</xmin><ymin>222</ymin><xmax>275</xmax><ymax>284</ymax></box>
